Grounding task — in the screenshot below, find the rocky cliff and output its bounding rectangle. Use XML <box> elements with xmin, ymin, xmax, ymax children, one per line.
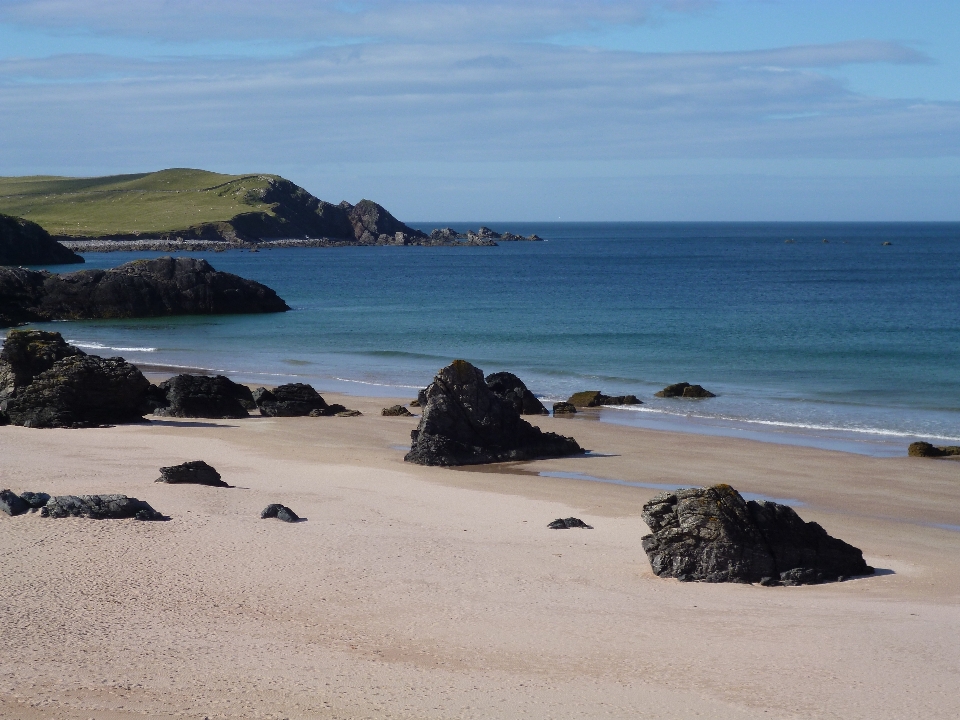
<box><xmin>0</xmin><ymin>213</ymin><xmax>83</xmax><ymax>266</ymax></box>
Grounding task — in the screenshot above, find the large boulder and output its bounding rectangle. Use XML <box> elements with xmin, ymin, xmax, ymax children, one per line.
<box><xmin>0</xmin><ymin>257</ymin><xmax>289</xmax><ymax>328</ymax></box>
<box><xmin>641</xmin><ymin>484</ymin><xmax>873</xmax><ymax>585</ymax></box>
<box><xmin>255</xmin><ymin>383</ymin><xmax>329</xmax><ymax>417</ymax></box>
<box><xmin>1</xmin><ymin>354</ymin><xmax>150</xmax><ymax>428</ymax></box>
<box><xmin>0</xmin><ymin>489</ymin><xmax>29</xmax><ymax>516</ymax></box>
<box><xmin>153</xmin><ymin>374</ymin><xmax>250</xmax><ymax>419</ymax></box>
<box><xmin>156</xmin><ymin>460</ymin><xmax>229</xmax><ymax>487</ymax></box>
<box><xmin>405</xmin><ymin>360</ymin><xmax>583</xmax><ymax>466</ymax></box>
<box><xmin>654</xmin><ymin>382</ymin><xmax>715</xmax><ymax>399</ymax></box>
<box><xmin>567</xmin><ymin>390</ymin><xmax>641</xmax><ymax>407</ymax></box>
<box><xmin>485</xmin><ymin>371</ymin><xmax>548</xmax><ymax>415</ymax></box>
<box><xmin>0</xmin><ymin>213</ymin><xmax>83</xmax><ymax>266</ymax></box>
<box><xmin>0</xmin><ymin>329</ymin><xmax>85</xmax><ymax>399</ymax></box>
<box><xmin>40</xmin><ymin>494</ymin><xmax>163</xmax><ymax>520</ymax></box>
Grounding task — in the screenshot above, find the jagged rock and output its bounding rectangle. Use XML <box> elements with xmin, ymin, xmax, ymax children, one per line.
<box><xmin>641</xmin><ymin>484</ymin><xmax>873</xmax><ymax>585</ymax></box>
<box><xmin>0</xmin><ymin>329</ymin><xmax>85</xmax><ymax>399</ymax></box>
<box><xmin>429</xmin><ymin>228</ymin><xmax>460</xmax><ymax>242</ymax></box>
<box><xmin>153</xmin><ymin>374</ymin><xmax>249</xmax><ymax>419</ymax></box>
<box><xmin>485</xmin><ymin>371</ymin><xmax>548</xmax><ymax>415</ymax></box>
<box><xmin>261</xmin><ymin>503</ymin><xmax>300</xmax><ymax>522</ymax></box>
<box><xmin>0</xmin><ymin>213</ymin><xmax>83</xmax><ymax>266</ymax></box>
<box><xmin>382</xmin><ymin>404</ymin><xmax>413</xmax><ymax>417</ymax></box>
<box><xmin>156</xmin><ymin>460</ymin><xmax>229</xmax><ymax>487</ymax></box>
<box><xmin>344</xmin><ymin>200</ymin><xmax>427</xmax><ymax>243</ymax></box>
<box><xmin>0</xmin><ymin>489</ymin><xmax>28</xmax><ymax>516</ymax></box>
<box><xmin>255</xmin><ymin>383</ymin><xmax>329</xmax><ymax>417</ymax></box>
<box><xmin>2</xmin><ymin>354</ymin><xmax>150</xmax><ymax>428</ymax></box>
<box><xmin>41</xmin><ymin>494</ymin><xmax>163</xmax><ymax>520</ymax></box>
<box><xmin>0</xmin><ymin>257</ymin><xmax>289</xmax><ymax>328</ymax></box>
<box><xmin>908</xmin><ymin>441</ymin><xmax>960</xmax><ymax>458</ymax></box>
<box><xmin>548</xmin><ymin>517</ymin><xmax>593</xmax><ymax>529</ymax></box>
<box><xmin>654</xmin><ymin>382</ymin><xmax>716</xmax><ymax>399</ymax></box>
<box><xmin>567</xmin><ymin>391</ymin><xmax>641</xmax><ymax>407</ymax></box>
<box><xmin>19</xmin><ymin>491</ymin><xmax>50</xmax><ymax>510</ymax></box>
<box><xmin>552</xmin><ymin>401</ymin><xmax>577</xmax><ymax>415</ymax></box>
<box><xmin>405</xmin><ymin>360</ymin><xmax>583</xmax><ymax>466</ymax></box>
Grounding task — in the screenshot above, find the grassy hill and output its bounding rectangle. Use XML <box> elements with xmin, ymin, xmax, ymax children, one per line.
<box><xmin>0</xmin><ymin>169</ymin><xmax>285</xmax><ymax>238</ymax></box>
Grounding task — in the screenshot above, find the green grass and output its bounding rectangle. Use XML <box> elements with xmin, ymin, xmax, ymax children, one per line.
<box><xmin>0</xmin><ymin>168</ymin><xmax>283</xmax><ymax>237</ymax></box>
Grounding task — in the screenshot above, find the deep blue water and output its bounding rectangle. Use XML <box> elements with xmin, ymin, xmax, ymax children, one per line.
<box><xmin>17</xmin><ymin>222</ymin><xmax>960</xmax><ymax>455</ymax></box>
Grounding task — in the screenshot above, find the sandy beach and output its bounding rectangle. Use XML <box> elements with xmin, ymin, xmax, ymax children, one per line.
<box><xmin>2</xmin><ymin>392</ymin><xmax>959</xmax><ymax>719</ymax></box>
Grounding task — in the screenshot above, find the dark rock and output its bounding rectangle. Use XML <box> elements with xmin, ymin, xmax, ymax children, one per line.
<box><xmin>144</xmin><ymin>383</ymin><xmax>170</xmax><ymax>413</ymax></box>
<box><xmin>0</xmin><ymin>257</ymin><xmax>289</xmax><ymax>328</ymax></box>
<box><xmin>232</xmin><ymin>384</ymin><xmax>256</xmax><ymax>410</ymax></box>
<box><xmin>2</xmin><ymin>354</ymin><xmax>150</xmax><ymax>428</ymax></box>
<box><xmin>409</xmin><ymin>399</ymin><xmax>420</xmax><ymax>408</ymax></box>
<box><xmin>641</xmin><ymin>484</ymin><xmax>872</xmax><ymax>585</ymax></box>
<box><xmin>654</xmin><ymin>382</ymin><xmax>716</xmax><ymax>399</ymax></box>
<box><xmin>40</xmin><ymin>494</ymin><xmax>163</xmax><ymax>520</ymax></box>
<box><xmin>0</xmin><ymin>213</ymin><xmax>83</xmax><ymax>266</ymax></box>
<box><xmin>0</xmin><ymin>488</ymin><xmax>28</xmax><ymax>516</ymax></box>
<box><xmin>19</xmin><ymin>491</ymin><xmax>50</xmax><ymax>511</ymax></box>
<box><xmin>255</xmin><ymin>382</ymin><xmax>328</xmax><ymax>417</ymax></box>
<box><xmin>345</xmin><ymin>200</ymin><xmax>427</xmax><ymax>243</ymax></box>
<box><xmin>157</xmin><ymin>460</ymin><xmax>229</xmax><ymax>487</ymax></box>
<box><xmin>252</xmin><ymin>387</ymin><xmax>274</xmax><ymax>405</ymax></box>
<box><xmin>154</xmin><ymin>374</ymin><xmax>249</xmax><ymax>419</ymax></box>
<box><xmin>382</xmin><ymin>404</ymin><xmax>413</xmax><ymax>417</ymax></box>
<box><xmin>405</xmin><ymin>360</ymin><xmax>583</xmax><ymax>466</ymax></box>
<box><xmin>908</xmin><ymin>441</ymin><xmax>960</xmax><ymax>458</ymax></box>
<box><xmin>0</xmin><ymin>329</ymin><xmax>85</xmax><ymax>399</ymax></box>
<box><xmin>552</xmin><ymin>401</ymin><xmax>577</xmax><ymax>415</ymax></box>
<box><xmin>429</xmin><ymin>228</ymin><xmax>460</xmax><ymax>242</ymax></box>
<box><xmin>416</xmin><ymin>387</ymin><xmax>428</xmax><ymax>408</ymax></box>
<box><xmin>567</xmin><ymin>390</ymin><xmax>642</xmax><ymax>407</ymax></box>
<box><xmin>261</xmin><ymin>503</ymin><xmax>300</xmax><ymax>522</ymax></box>
<box><xmin>336</xmin><ymin>409</ymin><xmax>362</xmax><ymax>417</ymax></box>
<box><xmin>485</xmin><ymin>371</ymin><xmax>548</xmax><ymax>415</ymax></box>
<box><xmin>548</xmin><ymin>517</ymin><xmax>593</xmax><ymax>529</ymax></box>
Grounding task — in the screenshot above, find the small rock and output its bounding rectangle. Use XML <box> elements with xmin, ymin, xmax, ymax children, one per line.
<box><xmin>336</xmin><ymin>409</ymin><xmax>362</xmax><ymax>417</ymax></box>
<box><xmin>0</xmin><ymin>489</ymin><xmax>28</xmax><ymax>516</ymax></box>
<box><xmin>548</xmin><ymin>517</ymin><xmax>593</xmax><ymax>529</ymax></box>
<box><xmin>552</xmin><ymin>401</ymin><xmax>577</xmax><ymax>415</ymax></box>
<box><xmin>567</xmin><ymin>391</ymin><xmax>641</xmax><ymax>407</ymax></box>
<box><xmin>41</xmin><ymin>494</ymin><xmax>163</xmax><ymax>520</ymax></box>
<box><xmin>382</xmin><ymin>404</ymin><xmax>414</xmax><ymax>417</ymax></box>
<box><xmin>654</xmin><ymin>382</ymin><xmax>716</xmax><ymax>399</ymax></box>
<box><xmin>261</xmin><ymin>503</ymin><xmax>300</xmax><ymax>522</ymax></box>
<box><xmin>882</xmin><ymin>241</ymin><xmax>892</xmax><ymax>246</ymax></box>
<box><xmin>409</xmin><ymin>399</ymin><xmax>420</xmax><ymax>407</ymax></box>
<box><xmin>156</xmin><ymin>460</ymin><xmax>229</xmax><ymax>487</ymax></box>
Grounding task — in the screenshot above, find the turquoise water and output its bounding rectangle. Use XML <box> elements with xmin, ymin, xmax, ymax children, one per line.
<box><xmin>18</xmin><ymin>222</ymin><xmax>960</xmax><ymax>456</ymax></box>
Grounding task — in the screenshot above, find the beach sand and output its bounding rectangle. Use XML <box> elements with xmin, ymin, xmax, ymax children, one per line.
<box><xmin>2</xmin><ymin>393</ymin><xmax>959</xmax><ymax>719</ymax></box>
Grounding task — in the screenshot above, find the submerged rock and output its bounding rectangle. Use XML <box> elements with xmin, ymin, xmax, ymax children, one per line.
<box><xmin>641</xmin><ymin>484</ymin><xmax>872</xmax><ymax>585</ymax></box>
<box><xmin>552</xmin><ymin>401</ymin><xmax>577</xmax><ymax>415</ymax></box>
<box><xmin>485</xmin><ymin>371</ymin><xmax>548</xmax><ymax>415</ymax></box>
<box><xmin>0</xmin><ymin>489</ymin><xmax>28</xmax><ymax>516</ymax></box>
<box><xmin>548</xmin><ymin>517</ymin><xmax>593</xmax><ymax>529</ymax></box>
<box><xmin>908</xmin><ymin>441</ymin><xmax>960</xmax><ymax>458</ymax></box>
<box><xmin>255</xmin><ymin>383</ymin><xmax>329</xmax><ymax>417</ymax></box>
<box><xmin>0</xmin><ymin>213</ymin><xmax>83</xmax><ymax>267</ymax></box>
<box><xmin>261</xmin><ymin>503</ymin><xmax>300</xmax><ymax>522</ymax></box>
<box><xmin>153</xmin><ymin>374</ymin><xmax>250</xmax><ymax>419</ymax></box>
<box><xmin>382</xmin><ymin>404</ymin><xmax>414</xmax><ymax>417</ymax></box>
<box><xmin>654</xmin><ymin>382</ymin><xmax>715</xmax><ymax>399</ymax></box>
<box><xmin>157</xmin><ymin>460</ymin><xmax>229</xmax><ymax>487</ymax></box>
<box><xmin>405</xmin><ymin>360</ymin><xmax>583</xmax><ymax>466</ymax></box>
<box><xmin>567</xmin><ymin>390</ymin><xmax>641</xmax><ymax>407</ymax></box>
<box><xmin>41</xmin><ymin>494</ymin><xmax>163</xmax><ymax>520</ymax></box>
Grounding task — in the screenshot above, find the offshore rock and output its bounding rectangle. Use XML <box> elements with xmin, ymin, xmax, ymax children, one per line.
<box><xmin>344</xmin><ymin>200</ymin><xmax>428</xmax><ymax>243</ymax></box>
<box><xmin>0</xmin><ymin>256</ymin><xmax>289</xmax><ymax>328</ymax></box>
<box><xmin>157</xmin><ymin>460</ymin><xmax>229</xmax><ymax>487</ymax></box>
<box><xmin>485</xmin><ymin>371</ymin><xmax>549</xmax><ymax>415</ymax></box>
<box><xmin>154</xmin><ymin>374</ymin><xmax>250</xmax><ymax>419</ymax></box>
<box><xmin>382</xmin><ymin>404</ymin><xmax>414</xmax><ymax>417</ymax></box>
<box><xmin>2</xmin><ymin>354</ymin><xmax>150</xmax><ymax>428</ymax></box>
<box><xmin>654</xmin><ymin>382</ymin><xmax>716</xmax><ymax>398</ymax></box>
<box><xmin>641</xmin><ymin>484</ymin><xmax>872</xmax><ymax>585</ymax></box>
<box><xmin>405</xmin><ymin>360</ymin><xmax>583</xmax><ymax>466</ymax></box>
<box><xmin>567</xmin><ymin>390</ymin><xmax>641</xmax><ymax>407</ymax></box>
<box><xmin>261</xmin><ymin>503</ymin><xmax>300</xmax><ymax>522</ymax></box>
<box><xmin>548</xmin><ymin>517</ymin><xmax>593</xmax><ymax>529</ymax></box>
<box><xmin>0</xmin><ymin>489</ymin><xmax>29</xmax><ymax>516</ymax></box>
<box><xmin>908</xmin><ymin>441</ymin><xmax>960</xmax><ymax>458</ymax></box>
<box><xmin>552</xmin><ymin>401</ymin><xmax>577</xmax><ymax>415</ymax></box>
<box><xmin>255</xmin><ymin>383</ymin><xmax>329</xmax><ymax>417</ymax></box>
<box><xmin>0</xmin><ymin>213</ymin><xmax>83</xmax><ymax>266</ymax></box>
<box><xmin>0</xmin><ymin>330</ymin><xmax>85</xmax><ymax>399</ymax></box>
<box><xmin>41</xmin><ymin>494</ymin><xmax>163</xmax><ymax>520</ymax></box>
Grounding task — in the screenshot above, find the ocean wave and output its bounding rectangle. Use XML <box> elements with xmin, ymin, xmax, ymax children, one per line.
<box><xmin>68</xmin><ymin>340</ymin><xmax>157</xmax><ymax>353</ymax></box>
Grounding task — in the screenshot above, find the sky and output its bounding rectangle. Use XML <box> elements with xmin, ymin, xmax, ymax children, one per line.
<box><xmin>1</xmin><ymin>0</ymin><xmax>959</xmax><ymax>221</ymax></box>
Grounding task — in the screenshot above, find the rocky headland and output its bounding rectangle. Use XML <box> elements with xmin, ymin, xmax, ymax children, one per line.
<box><xmin>0</xmin><ymin>256</ymin><xmax>289</xmax><ymax>327</ymax></box>
<box><xmin>0</xmin><ymin>213</ymin><xmax>84</xmax><ymax>266</ymax></box>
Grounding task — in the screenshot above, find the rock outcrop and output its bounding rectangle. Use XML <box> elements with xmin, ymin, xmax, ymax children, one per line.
<box><xmin>908</xmin><ymin>441</ymin><xmax>960</xmax><ymax>458</ymax></box>
<box><xmin>0</xmin><ymin>213</ymin><xmax>84</xmax><ymax>266</ymax></box>
<box><xmin>382</xmin><ymin>404</ymin><xmax>414</xmax><ymax>417</ymax></box>
<box><xmin>548</xmin><ymin>517</ymin><xmax>593</xmax><ymax>529</ymax></box>
<box><xmin>552</xmin><ymin>401</ymin><xmax>577</xmax><ymax>415</ymax></box>
<box><xmin>156</xmin><ymin>460</ymin><xmax>229</xmax><ymax>487</ymax></box>
<box><xmin>641</xmin><ymin>484</ymin><xmax>872</xmax><ymax>585</ymax></box>
<box><xmin>0</xmin><ymin>256</ymin><xmax>289</xmax><ymax>328</ymax></box>
<box><xmin>485</xmin><ymin>371</ymin><xmax>549</xmax><ymax>415</ymax></box>
<box><xmin>41</xmin><ymin>494</ymin><xmax>164</xmax><ymax>520</ymax></box>
<box><xmin>0</xmin><ymin>331</ymin><xmax>150</xmax><ymax>428</ymax></box>
<box><xmin>567</xmin><ymin>391</ymin><xmax>641</xmax><ymax>407</ymax></box>
<box><xmin>261</xmin><ymin>503</ymin><xmax>300</xmax><ymax>522</ymax></box>
<box><xmin>254</xmin><ymin>383</ymin><xmax>330</xmax><ymax>417</ymax></box>
<box><xmin>654</xmin><ymin>383</ymin><xmax>716</xmax><ymax>399</ymax></box>
<box><xmin>405</xmin><ymin>360</ymin><xmax>583</xmax><ymax>466</ymax></box>
<box><xmin>153</xmin><ymin>374</ymin><xmax>250</xmax><ymax>419</ymax></box>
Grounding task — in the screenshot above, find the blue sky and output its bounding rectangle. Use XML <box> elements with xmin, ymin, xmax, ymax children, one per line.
<box><xmin>1</xmin><ymin>0</ymin><xmax>958</xmax><ymax>221</ymax></box>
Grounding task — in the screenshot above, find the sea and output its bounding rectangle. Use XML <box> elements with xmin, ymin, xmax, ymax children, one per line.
<box><xmin>16</xmin><ymin>222</ymin><xmax>960</xmax><ymax>457</ymax></box>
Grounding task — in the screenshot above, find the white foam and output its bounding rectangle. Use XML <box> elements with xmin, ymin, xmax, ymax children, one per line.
<box><xmin>68</xmin><ymin>340</ymin><xmax>157</xmax><ymax>353</ymax></box>
<box><xmin>332</xmin><ymin>377</ymin><xmax>422</xmax><ymax>389</ymax></box>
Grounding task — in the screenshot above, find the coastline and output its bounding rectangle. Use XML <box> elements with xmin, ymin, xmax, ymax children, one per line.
<box><xmin>2</xmin><ymin>392</ymin><xmax>959</xmax><ymax>718</ymax></box>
